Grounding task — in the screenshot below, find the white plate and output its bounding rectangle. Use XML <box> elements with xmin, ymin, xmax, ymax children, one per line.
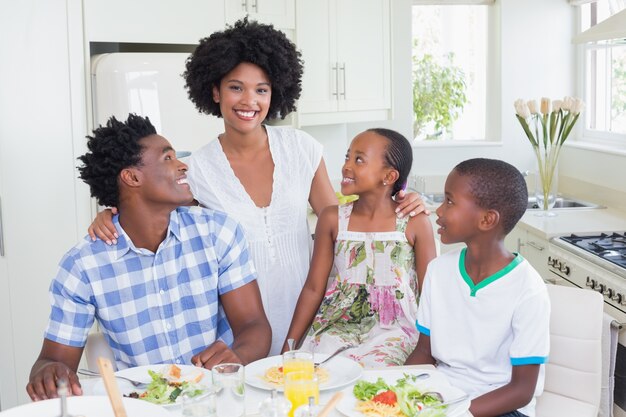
<box><xmin>335</xmin><ymin>369</ymin><xmax>470</xmax><ymax>417</ymax></box>
<box><xmin>245</xmin><ymin>354</ymin><xmax>362</xmax><ymax>392</ymax></box>
<box><xmin>92</xmin><ymin>364</ymin><xmax>212</xmax><ymax>408</ymax></box>
<box><xmin>0</xmin><ymin>395</ymin><xmax>171</xmax><ymax>417</ymax></box>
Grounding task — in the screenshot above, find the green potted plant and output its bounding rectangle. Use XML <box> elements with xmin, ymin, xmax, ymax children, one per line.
<box><xmin>412</xmin><ymin>53</ymin><xmax>468</xmax><ymax>140</ymax></box>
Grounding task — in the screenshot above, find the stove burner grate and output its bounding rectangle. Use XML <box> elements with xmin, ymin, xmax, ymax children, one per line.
<box><xmin>559</xmin><ymin>232</ymin><xmax>626</xmax><ymax>269</ymax></box>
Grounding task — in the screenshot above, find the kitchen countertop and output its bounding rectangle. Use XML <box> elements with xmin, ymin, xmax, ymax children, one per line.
<box><xmin>517</xmin><ymin>207</ymin><xmax>626</xmax><ymax>238</ymax></box>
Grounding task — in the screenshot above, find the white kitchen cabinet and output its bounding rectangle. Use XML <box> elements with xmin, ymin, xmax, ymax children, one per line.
<box><xmin>225</xmin><ymin>0</ymin><xmax>295</xmax><ymax>29</ymax></box>
<box><xmin>84</xmin><ymin>0</ymin><xmax>224</xmax><ymax>44</ymax></box>
<box><xmin>0</xmin><ymin>1</ymin><xmax>91</xmax><ymax>410</ymax></box>
<box><xmin>505</xmin><ymin>225</ymin><xmax>551</xmax><ymax>282</ymax></box>
<box><xmin>295</xmin><ymin>0</ymin><xmax>391</xmax><ymax>126</ymax></box>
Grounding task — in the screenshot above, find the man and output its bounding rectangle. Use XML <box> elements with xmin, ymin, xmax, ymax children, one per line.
<box><xmin>27</xmin><ymin>114</ymin><xmax>271</xmax><ymax>400</ymax></box>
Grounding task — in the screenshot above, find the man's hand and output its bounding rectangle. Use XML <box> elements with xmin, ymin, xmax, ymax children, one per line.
<box><xmin>26</xmin><ymin>361</ymin><xmax>82</xmax><ymax>401</ymax></box>
<box><xmin>191</xmin><ymin>340</ymin><xmax>243</xmax><ymax>369</ymax></box>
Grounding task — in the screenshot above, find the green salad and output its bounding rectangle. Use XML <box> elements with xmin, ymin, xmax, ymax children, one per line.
<box><xmin>126</xmin><ymin>369</ymin><xmax>207</xmax><ymax>405</ymax></box>
<box><xmin>353</xmin><ymin>373</ymin><xmax>447</xmax><ymax>417</ymax></box>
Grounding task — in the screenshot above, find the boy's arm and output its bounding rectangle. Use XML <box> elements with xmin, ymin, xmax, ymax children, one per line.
<box><xmin>282</xmin><ymin>206</ymin><xmax>337</xmax><ymax>352</ymax></box>
<box><xmin>469</xmin><ymin>364</ymin><xmax>540</xmax><ymax>417</ymax></box>
<box><xmin>27</xmin><ymin>339</ymin><xmax>84</xmax><ymax>401</ymax></box>
<box><xmin>405</xmin><ymin>333</ymin><xmax>436</xmax><ymax>365</ymax></box>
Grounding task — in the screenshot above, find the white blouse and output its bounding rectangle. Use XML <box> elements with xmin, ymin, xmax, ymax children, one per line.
<box><xmin>187</xmin><ymin>125</ymin><xmax>323</xmax><ymax>355</ymax></box>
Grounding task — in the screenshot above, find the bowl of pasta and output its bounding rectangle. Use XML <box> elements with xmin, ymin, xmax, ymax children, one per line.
<box><xmin>244</xmin><ymin>354</ymin><xmax>362</xmax><ymax>391</ymax></box>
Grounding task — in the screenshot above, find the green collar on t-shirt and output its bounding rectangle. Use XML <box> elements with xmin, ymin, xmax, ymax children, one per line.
<box><xmin>459</xmin><ymin>248</ymin><xmax>523</xmax><ymax>297</ymax></box>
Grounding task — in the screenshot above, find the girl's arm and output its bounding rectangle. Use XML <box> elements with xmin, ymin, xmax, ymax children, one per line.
<box><xmin>282</xmin><ymin>205</ymin><xmax>338</xmax><ymax>352</ymax></box>
<box><xmin>406</xmin><ymin>213</ymin><xmax>437</xmax><ymax>292</ymax></box>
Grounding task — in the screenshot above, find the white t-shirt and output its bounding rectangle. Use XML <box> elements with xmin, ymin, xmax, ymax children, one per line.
<box><xmin>187</xmin><ymin>125</ymin><xmax>323</xmax><ymax>355</ymax></box>
<box><xmin>417</xmin><ymin>248</ymin><xmax>550</xmax><ymax>417</ymax></box>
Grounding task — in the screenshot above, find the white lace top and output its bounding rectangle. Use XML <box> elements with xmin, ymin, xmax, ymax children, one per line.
<box><xmin>187</xmin><ymin>125</ymin><xmax>323</xmax><ymax>355</ymax></box>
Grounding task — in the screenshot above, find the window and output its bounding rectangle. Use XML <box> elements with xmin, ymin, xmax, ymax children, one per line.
<box><xmin>411</xmin><ymin>4</ymin><xmax>488</xmax><ymax>141</ymax></box>
<box><xmin>580</xmin><ymin>1</ymin><xmax>626</xmax><ymax>141</ymax></box>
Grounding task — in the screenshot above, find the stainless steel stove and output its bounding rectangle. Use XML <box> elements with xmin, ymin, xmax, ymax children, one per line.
<box><xmin>550</xmin><ymin>232</ymin><xmax>626</xmax><ymax>417</ymax></box>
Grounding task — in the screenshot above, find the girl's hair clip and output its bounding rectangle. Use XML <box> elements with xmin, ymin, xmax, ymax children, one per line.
<box><xmin>401</xmin><ymin>181</ymin><xmax>408</xmax><ymax>192</ymax></box>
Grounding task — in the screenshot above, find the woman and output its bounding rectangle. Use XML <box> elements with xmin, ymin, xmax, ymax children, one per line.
<box><xmin>89</xmin><ymin>18</ymin><xmax>425</xmax><ymax>355</ymax></box>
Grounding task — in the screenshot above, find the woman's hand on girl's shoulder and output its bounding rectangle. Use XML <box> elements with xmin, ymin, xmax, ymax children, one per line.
<box><xmin>394</xmin><ymin>190</ymin><xmax>430</xmax><ymax>218</ymax></box>
<box><xmin>88</xmin><ymin>208</ymin><xmax>119</xmax><ymax>245</ymax></box>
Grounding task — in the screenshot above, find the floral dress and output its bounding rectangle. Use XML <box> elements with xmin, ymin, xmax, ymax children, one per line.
<box><xmin>301</xmin><ymin>203</ymin><xmax>419</xmax><ymax>367</ymax></box>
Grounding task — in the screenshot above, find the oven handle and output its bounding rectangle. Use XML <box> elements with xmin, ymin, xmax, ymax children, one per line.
<box><xmin>527</xmin><ymin>241</ymin><xmax>545</xmax><ymax>251</ymax></box>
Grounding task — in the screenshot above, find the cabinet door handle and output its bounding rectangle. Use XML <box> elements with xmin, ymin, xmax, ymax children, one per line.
<box><xmin>250</xmin><ymin>0</ymin><xmax>258</xmax><ymax>12</ymax></box>
<box><xmin>0</xmin><ymin>196</ymin><xmax>5</xmax><ymax>257</ymax></box>
<box><xmin>339</xmin><ymin>62</ymin><xmax>346</xmax><ymax>98</ymax></box>
<box><xmin>331</xmin><ymin>63</ymin><xmax>338</xmax><ymax>97</ymax></box>
<box><xmin>516</xmin><ymin>238</ymin><xmax>524</xmax><ymax>253</ymax></box>
<box><xmin>527</xmin><ymin>241</ymin><xmax>545</xmax><ymax>251</ymax></box>
<box><xmin>241</xmin><ymin>0</ymin><xmax>247</xmax><ymax>12</ymax></box>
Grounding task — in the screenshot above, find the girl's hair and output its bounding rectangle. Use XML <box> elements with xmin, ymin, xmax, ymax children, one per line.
<box><xmin>183</xmin><ymin>18</ymin><xmax>303</xmax><ymax>120</ymax></box>
<box><xmin>367</xmin><ymin>128</ymin><xmax>413</xmax><ymax>196</ymax></box>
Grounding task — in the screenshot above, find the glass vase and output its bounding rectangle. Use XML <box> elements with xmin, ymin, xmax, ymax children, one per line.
<box><xmin>534</xmin><ymin>161</ymin><xmax>558</xmax><ymax>217</ymax></box>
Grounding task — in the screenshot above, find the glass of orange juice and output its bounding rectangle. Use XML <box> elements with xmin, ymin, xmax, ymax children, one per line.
<box><xmin>284</xmin><ymin>371</ymin><xmax>319</xmax><ymax>417</ymax></box>
<box><xmin>282</xmin><ymin>350</ymin><xmax>314</xmax><ymax>377</ymax></box>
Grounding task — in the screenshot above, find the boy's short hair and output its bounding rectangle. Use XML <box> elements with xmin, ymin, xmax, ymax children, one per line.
<box><xmin>454</xmin><ymin>158</ymin><xmax>528</xmax><ymax>235</ymax></box>
<box><xmin>77</xmin><ymin>114</ymin><xmax>156</xmax><ymax>208</ymax></box>
<box><xmin>184</xmin><ymin>17</ymin><xmax>303</xmax><ymax>120</ymax></box>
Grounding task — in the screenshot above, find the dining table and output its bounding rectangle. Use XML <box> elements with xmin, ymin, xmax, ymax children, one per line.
<box><xmin>76</xmin><ymin>363</ymin><xmax>474</xmax><ymax>417</ymax></box>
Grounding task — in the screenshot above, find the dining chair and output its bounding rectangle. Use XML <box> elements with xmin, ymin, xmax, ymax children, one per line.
<box><xmin>535</xmin><ymin>284</ymin><xmax>604</xmax><ymax>417</ymax></box>
<box><xmin>84</xmin><ymin>331</ymin><xmax>117</xmax><ymax>371</ymax></box>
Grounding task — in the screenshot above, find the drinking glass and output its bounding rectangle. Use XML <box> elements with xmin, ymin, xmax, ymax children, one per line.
<box><xmin>212</xmin><ymin>363</ymin><xmax>245</xmax><ymax>417</ymax></box>
<box><xmin>182</xmin><ymin>390</ymin><xmax>216</xmax><ymax>417</ymax></box>
<box><xmin>282</xmin><ymin>350</ymin><xmax>314</xmax><ymax>377</ymax></box>
<box><xmin>284</xmin><ymin>371</ymin><xmax>319</xmax><ymax>417</ymax></box>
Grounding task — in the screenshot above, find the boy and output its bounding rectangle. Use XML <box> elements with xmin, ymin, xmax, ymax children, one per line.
<box><xmin>26</xmin><ymin>114</ymin><xmax>271</xmax><ymax>401</ymax></box>
<box><xmin>406</xmin><ymin>158</ymin><xmax>550</xmax><ymax>417</ymax></box>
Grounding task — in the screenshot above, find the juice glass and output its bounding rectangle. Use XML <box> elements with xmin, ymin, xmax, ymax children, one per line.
<box><xmin>284</xmin><ymin>371</ymin><xmax>319</xmax><ymax>417</ymax></box>
<box><xmin>282</xmin><ymin>350</ymin><xmax>314</xmax><ymax>377</ymax></box>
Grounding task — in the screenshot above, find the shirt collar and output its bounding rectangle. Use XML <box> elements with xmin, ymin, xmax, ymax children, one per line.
<box><xmin>111</xmin><ymin>210</ymin><xmax>181</xmax><ymax>259</ymax></box>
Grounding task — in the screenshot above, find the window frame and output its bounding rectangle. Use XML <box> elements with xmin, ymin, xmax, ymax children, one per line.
<box><xmin>575</xmin><ymin>3</ymin><xmax>626</xmax><ymax>151</ymax></box>
<box><xmin>409</xmin><ymin>1</ymin><xmax>498</xmax><ymax>144</ymax></box>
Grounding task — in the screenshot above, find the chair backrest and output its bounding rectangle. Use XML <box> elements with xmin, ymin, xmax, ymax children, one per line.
<box><xmin>536</xmin><ymin>284</ymin><xmax>604</xmax><ymax>417</ymax></box>
<box><xmin>84</xmin><ymin>331</ymin><xmax>117</xmax><ymax>371</ymax></box>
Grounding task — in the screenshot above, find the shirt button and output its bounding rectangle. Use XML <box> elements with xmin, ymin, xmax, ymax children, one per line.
<box><xmin>176</xmin><ymin>359</ymin><xmax>181</xmax><ymax>364</ymax></box>
<box><xmin>166</xmin><ymin>323</ymin><xmax>172</xmax><ymax>330</ymax></box>
<box><xmin>159</xmin><ymin>289</ymin><xmax>164</xmax><ymax>295</ymax></box>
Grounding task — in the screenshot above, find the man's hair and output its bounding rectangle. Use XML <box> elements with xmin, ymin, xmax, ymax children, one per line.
<box><xmin>77</xmin><ymin>114</ymin><xmax>156</xmax><ymax>207</ymax></box>
<box><xmin>453</xmin><ymin>158</ymin><xmax>528</xmax><ymax>235</ymax></box>
<box><xmin>184</xmin><ymin>17</ymin><xmax>303</xmax><ymax>120</ymax></box>
<box><xmin>367</xmin><ymin>128</ymin><xmax>413</xmax><ymax>196</ymax></box>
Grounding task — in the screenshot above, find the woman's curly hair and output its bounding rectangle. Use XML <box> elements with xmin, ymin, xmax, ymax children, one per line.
<box><xmin>184</xmin><ymin>17</ymin><xmax>303</xmax><ymax>120</ymax></box>
<box><xmin>78</xmin><ymin>114</ymin><xmax>156</xmax><ymax>208</ymax></box>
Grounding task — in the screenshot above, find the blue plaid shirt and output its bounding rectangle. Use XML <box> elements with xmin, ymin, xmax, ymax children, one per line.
<box><xmin>44</xmin><ymin>206</ymin><xmax>257</xmax><ymax>369</ymax></box>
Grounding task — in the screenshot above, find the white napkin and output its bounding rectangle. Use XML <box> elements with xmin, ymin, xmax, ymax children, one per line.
<box><xmin>599</xmin><ymin>312</ymin><xmax>620</xmax><ymax>417</ymax></box>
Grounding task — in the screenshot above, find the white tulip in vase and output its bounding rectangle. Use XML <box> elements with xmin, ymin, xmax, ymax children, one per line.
<box><xmin>514</xmin><ymin>96</ymin><xmax>584</xmax><ymax>216</ymax></box>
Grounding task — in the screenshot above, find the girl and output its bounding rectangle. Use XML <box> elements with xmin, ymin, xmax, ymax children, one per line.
<box><xmin>88</xmin><ymin>19</ymin><xmax>426</xmax><ymax>356</ymax></box>
<box><xmin>283</xmin><ymin>128</ymin><xmax>436</xmax><ymax>367</ymax></box>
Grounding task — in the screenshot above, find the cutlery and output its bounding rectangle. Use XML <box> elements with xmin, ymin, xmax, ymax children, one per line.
<box><xmin>77</xmin><ymin>368</ymin><xmax>148</xmax><ymax>388</ymax></box>
<box><xmin>97</xmin><ymin>357</ymin><xmax>128</xmax><ymax>417</ymax></box>
<box><xmin>422</xmin><ymin>392</ymin><xmax>470</xmax><ymax>408</ymax></box>
<box><xmin>314</xmin><ymin>345</ymin><xmax>355</xmax><ymax>367</ymax></box>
